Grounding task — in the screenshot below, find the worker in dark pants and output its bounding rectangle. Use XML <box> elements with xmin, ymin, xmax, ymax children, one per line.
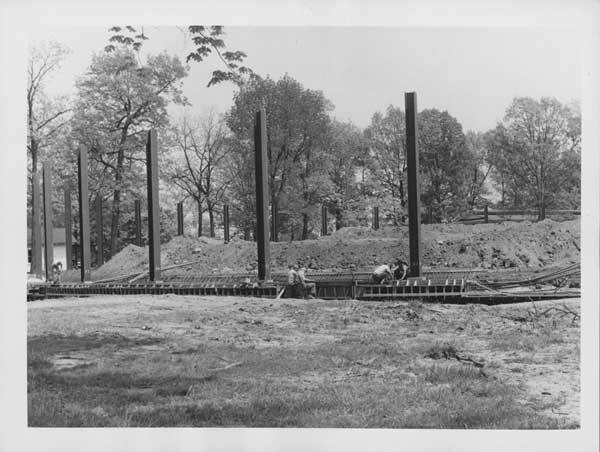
<box><xmin>394</xmin><ymin>260</ymin><xmax>409</xmax><ymax>281</ymax></box>
<box><xmin>287</xmin><ymin>264</ymin><xmax>303</xmax><ymax>298</ymax></box>
<box><xmin>298</xmin><ymin>266</ymin><xmax>316</xmax><ymax>299</ymax></box>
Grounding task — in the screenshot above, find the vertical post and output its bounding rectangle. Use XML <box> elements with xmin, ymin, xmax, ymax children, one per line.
<box><xmin>321</xmin><ymin>205</ymin><xmax>328</xmax><ymax>236</ymax></box>
<box><xmin>177</xmin><ymin>202</ymin><xmax>184</xmax><ymax>236</ymax></box>
<box><xmin>270</xmin><ymin>202</ymin><xmax>278</xmax><ymax>242</ymax></box>
<box><xmin>78</xmin><ymin>148</ymin><xmax>91</xmax><ymax>281</ymax></box>
<box><xmin>254</xmin><ymin>108</ymin><xmax>270</xmax><ymax>281</ymax></box>
<box><xmin>95</xmin><ymin>195</ymin><xmax>104</xmax><ymax>266</ymax></box>
<box><xmin>64</xmin><ymin>185</ymin><xmax>72</xmax><ymax>270</ymax></box>
<box><xmin>405</xmin><ymin>92</ymin><xmax>422</xmax><ymax>277</ymax></box>
<box><xmin>373</xmin><ymin>206</ymin><xmax>379</xmax><ymax>230</ymax></box>
<box><xmin>223</xmin><ymin>204</ymin><xmax>230</xmax><ymax>243</ymax></box>
<box><xmin>146</xmin><ymin>130</ymin><xmax>161</xmax><ymax>281</ymax></box>
<box><xmin>42</xmin><ymin>163</ymin><xmax>53</xmax><ymax>281</ymax></box>
<box><xmin>31</xmin><ymin>171</ymin><xmax>43</xmax><ymax>277</ymax></box>
<box><xmin>134</xmin><ymin>199</ymin><xmax>142</xmax><ymax>247</ymax></box>
<box><xmin>484</xmin><ymin>204</ymin><xmax>489</xmax><ymax>224</ymax></box>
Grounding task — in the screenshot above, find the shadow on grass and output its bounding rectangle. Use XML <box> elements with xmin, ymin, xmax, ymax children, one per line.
<box><xmin>28</xmin><ymin>333</ymin><xmax>163</xmax><ymax>356</ymax></box>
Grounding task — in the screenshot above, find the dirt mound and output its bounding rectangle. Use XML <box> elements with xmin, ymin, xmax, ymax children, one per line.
<box><xmin>89</xmin><ymin>219</ymin><xmax>580</xmax><ymax>280</ymax></box>
<box><xmin>93</xmin><ymin>244</ymin><xmax>147</xmax><ymax>280</ymax></box>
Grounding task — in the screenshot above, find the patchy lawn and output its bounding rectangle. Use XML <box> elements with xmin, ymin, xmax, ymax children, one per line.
<box><xmin>27</xmin><ymin>295</ymin><xmax>580</xmax><ymax>428</ymax></box>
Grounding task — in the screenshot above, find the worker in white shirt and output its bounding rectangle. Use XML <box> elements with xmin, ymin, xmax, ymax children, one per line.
<box><xmin>372</xmin><ymin>263</ymin><xmax>395</xmax><ymax>284</ymax></box>
<box><xmin>298</xmin><ymin>266</ymin><xmax>316</xmax><ymax>299</ymax></box>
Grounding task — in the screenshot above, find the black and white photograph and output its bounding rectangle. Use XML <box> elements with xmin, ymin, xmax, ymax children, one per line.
<box><xmin>0</xmin><ymin>0</ymin><xmax>598</xmax><ymax>451</ymax></box>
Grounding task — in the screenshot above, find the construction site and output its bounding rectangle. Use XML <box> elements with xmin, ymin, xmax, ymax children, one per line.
<box><xmin>26</xmin><ymin>94</ymin><xmax>582</xmax><ymax>429</ymax></box>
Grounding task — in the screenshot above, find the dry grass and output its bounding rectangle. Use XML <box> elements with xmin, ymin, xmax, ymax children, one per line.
<box><xmin>27</xmin><ymin>295</ymin><xmax>580</xmax><ymax>428</ymax></box>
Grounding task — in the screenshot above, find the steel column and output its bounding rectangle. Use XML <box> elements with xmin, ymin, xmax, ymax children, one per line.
<box><xmin>31</xmin><ymin>171</ymin><xmax>43</xmax><ymax>277</ymax></box>
<box><xmin>95</xmin><ymin>195</ymin><xmax>104</xmax><ymax>266</ymax></box>
<box><xmin>78</xmin><ymin>148</ymin><xmax>91</xmax><ymax>281</ymax></box>
<box><xmin>223</xmin><ymin>204</ymin><xmax>230</xmax><ymax>243</ymax></box>
<box><xmin>197</xmin><ymin>199</ymin><xmax>202</xmax><ymax>237</ymax></box>
<box><xmin>42</xmin><ymin>162</ymin><xmax>53</xmax><ymax>281</ymax></box>
<box><xmin>177</xmin><ymin>202</ymin><xmax>184</xmax><ymax>236</ymax></box>
<box><xmin>270</xmin><ymin>201</ymin><xmax>278</xmax><ymax>242</ymax></box>
<box><xmin>134</xmin><ymin>199</ymin><xmax>142</xmax><ymax>246</ymax></box>
<box><xmin>321</xmin><ymin>205</ymin><xmax>328</xmax><ymax>236</ymax></box>
<box><xmin>64</xmin><ymin>185</ymin><xmax>72</xmax><ymax>270</ymax></box>
<box><xmin>405</xmin><ymin>92</ymin><xmax>422</xmax><ymax>277</ymax></box>
<box><xmin>373</xmin><ymin>206</ymin><xmax>379</xmax><ymax>230</ymax></box>
<box><xmin>484</xmin><ymin>204</ymin><xmax>489</xmax><ymax>224</ymax></box>
<box><xmin>254</xmin><ymin>108</ymin><xmax>270</xmax><ymax>281</ymax></box>
<box><xmin>146</xmin><ymin>130</ymin><xmax>161</xmax><ymax>281</ymax></box>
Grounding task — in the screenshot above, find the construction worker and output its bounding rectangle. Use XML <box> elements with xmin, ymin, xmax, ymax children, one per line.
<box><xmin>372</xmin><ymin>263</ymin><xmax>395</xmax><ymax>284</ymax></box>
<box><xmin>394</xmin><ymin>260</ymin><xmax>409</xmax><ymax>280</ymax></box>
<box><xmin>287</xmin><ymin>264</ymin><xmax>303</xmax><ymax>297</ymax></box>
<box><xmin>51</xmin><ymin>262</ymin><xmax>62</xmax><ymax>285</ymax></box>
<box><xmin>298</xmin><ymin>266</ymin><xmax>316</xmax><ymax>299</ymax></box>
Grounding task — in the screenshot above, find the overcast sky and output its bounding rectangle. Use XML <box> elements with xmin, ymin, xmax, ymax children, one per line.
<box><xmin>30</xmin><ymin>26</ymin><xmax>581</xmax><ymax>132</ymax></box>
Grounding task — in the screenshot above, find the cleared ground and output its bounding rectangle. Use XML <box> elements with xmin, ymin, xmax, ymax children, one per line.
<box><xmin>28</xmin><ymin>295</ymin><xmax>580</xmax><ymax>428</ymax></box>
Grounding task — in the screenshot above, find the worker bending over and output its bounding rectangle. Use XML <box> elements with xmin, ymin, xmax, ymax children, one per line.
<box><xmin>298</xmin><ymin>266</ymin><xmax>316</xmax><ymax>299</ymax></box>
<box><xmin>372</xmin><ymin>263</ymin><xmax>395</xmax><ymax>284</ymax></box>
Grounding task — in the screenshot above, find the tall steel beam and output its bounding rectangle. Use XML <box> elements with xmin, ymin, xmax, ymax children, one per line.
<box><xmin>95</xmin><ymin>195</ymin><xmax>104</xmax><ymax>266</ymax></box>
<box><xmin>373</xmin><ymin>206</ymin><xmax>380</xmax><ymax>230</ymax></box>
<box><xmin>31</xmin><ymin>171</ymin><xmax>43</xmax><ymax>277</ymax></box>
<box><xmin>134</xmin><ymin>199</ymin><xmax>142</xmax><ymax>247</ymax></box>
<box><xmin>146</xmin><ymin>130</ymin><xmax>161</xmax><ymax>281</ymax></box>
<box><xmin>270</xmin><ymin>201</ymin><xmax>278</xmax><ymax>242</ymax></box>
<box><xmin>254</xmin><ymin>108</ymin><xmax>270</xmax><ymax>281</ymax></box>
<box><xmin>321</xmin><ymin>205</ymin><xmax>328</xmax><ymax>236</ymax></box>
<box><xmin>405</xmin><ymin>92</ymin><xmax>422</xmax><ymax>277</ymax></box>
<box><xmin>42</xmin><ymin>162</ymin><xmax>53</xmax><ymax>281</ymax></box>
<box><xmin>176</xmin><ymin>202</ymin><xmax>184</xmax><ymax>236</ymax></box>
<box><xmin>64</xmin><ymin>185</ymin><xmax>72</xmax><ymax>270</ymax></box>
<box><xmin>223</xmin><ymin>204</ymin><xmax>230</xmax><ymax>243</ymax></box>
<box><xmin>78</xmin><ymin>148</ymin><xmax>91</xmax><ymax>281</ymax></box>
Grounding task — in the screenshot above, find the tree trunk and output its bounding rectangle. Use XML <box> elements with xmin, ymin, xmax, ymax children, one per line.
<box><xmin>207</xmin><ymin>200</ymin><xmax>215</xmax><ymax>237</ymax></box>
<box><xmin>197</xmin><ymin>198</ymin><xmax>203</xmax><ymax>237</ymax></box>
<box><xmin>301</xmin><ymin>212</ymin><xmax>309</xmax><ymax>240</ymax></box>
<box><xmin>109</xmin><ymin>131</ymin><xmax>128</xmax><ymax>256</ymax></box>
<box><xmin>335</xmin><ymin>210</ymin><xmax>343</xmax><ymax>230</ymax></box>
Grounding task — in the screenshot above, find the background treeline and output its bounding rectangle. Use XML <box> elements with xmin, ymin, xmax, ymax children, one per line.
<box><xmin>27</xmin><ymin>30</ymin><xmax>581</xmax><ymax>259</ymax></box>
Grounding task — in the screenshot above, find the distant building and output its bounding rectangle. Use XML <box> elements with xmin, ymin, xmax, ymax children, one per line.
<box><xmin>27</xmin><ymin>228</ymin><xmax>77</xmax><ymax>272</ymax></box>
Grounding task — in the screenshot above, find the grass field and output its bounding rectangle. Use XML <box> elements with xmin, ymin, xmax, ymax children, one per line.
<box><xmin>27</xmin><ymin>295</ymin><xmax>580</xmax><ymax>428</ymax></box>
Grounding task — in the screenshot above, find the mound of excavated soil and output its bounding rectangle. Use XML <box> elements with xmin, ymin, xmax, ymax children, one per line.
<box><xmin>87</xmin><ymin>218</ymin><xmax>580</xmax><ymax>280</ymax></box>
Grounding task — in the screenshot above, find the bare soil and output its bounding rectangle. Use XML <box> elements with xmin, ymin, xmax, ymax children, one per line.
<box><xmin>27</xmin><ymin>295</ymin><xmax>580</xmax><ymax>428</ymax></box>
<box><xmin>62</xmin><ymin>218</ymin><xmax>580</xmax><ymax>282</ymax></box>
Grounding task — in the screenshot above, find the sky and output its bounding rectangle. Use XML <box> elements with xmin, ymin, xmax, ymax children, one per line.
<box><xmin>29</xmin><ymin>26</ymin><xmax>581</xmax><ymax>132</ymax></box>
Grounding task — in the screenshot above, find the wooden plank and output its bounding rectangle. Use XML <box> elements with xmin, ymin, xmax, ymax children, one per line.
<box><xmin>146</xmin><ymin>130</ymin><xmax>161</xmax><ymax>281</ymax></box>
<box><xmin>254</xmin><ymin>108</ymin><xmax>271</xmax><ymax>281</ymax></box>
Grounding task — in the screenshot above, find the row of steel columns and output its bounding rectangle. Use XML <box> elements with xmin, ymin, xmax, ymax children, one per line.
<box><xmin>32</xmin><ymin>93</ymin><xmax>422</xmax><ymax>283</ymax></box>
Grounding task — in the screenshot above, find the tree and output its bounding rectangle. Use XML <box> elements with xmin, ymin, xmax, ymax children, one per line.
<box><xmin>27</xmin><ymin>41</ymin><xmax>71</xmax><ymax>274</ymax></box>
<box><xmin>226</xmin><ymin>75</ymin><xmax>333</xmax><ymax>240</ymax></box>
<box><xmin>486</xmin><ymin>97</ymin><xmax>580</xmax><ymax>218</ymax></box>
<box><xmin>105</xmin><ymin>25</ymin><xmax>255</xmax><ymax>87</ymax></box>
<box><xmin>164</xmin><ymin>111</ymin><xmax>230</xmax><ymax>237</ymax></box>
<box><xmin>418</xmin><ymin>109</ymin><xmax>470</xmax><ymax>221</ymax></box>
<box><xmin>71</xmin><ymin>48</ymin><xmax>188</xmax><ymax>255</ymax></box>
<box><xmin>322</xmin><ymin>121</ymin><xmax>370</xmax><ymax>230</ymax></box>
<box><xmin>464</xmin><ymin>130</ymin><xmax>492</xmax><ymax>208</ymax></box>
<box><xmin>364</xmin><ymin>106</ymin><xmax>407</xmax><ymax>206</ymax></box>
